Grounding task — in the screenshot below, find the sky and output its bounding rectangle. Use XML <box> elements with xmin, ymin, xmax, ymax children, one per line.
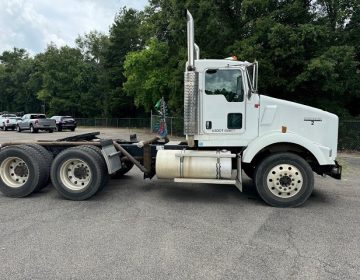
<box><xmin>0</xmin><ymin>0</ymin><xmax>148</xmax><ymax>55</ymax></box>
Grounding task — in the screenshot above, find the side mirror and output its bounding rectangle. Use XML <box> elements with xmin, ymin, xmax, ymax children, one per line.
<box><xmin>236</xmin><ymin>76</ymin><xmax>244</xmax><ymax>102</ymax></box>
<box><xmin>246</xmin><ymin>60</ymin><xmax>259</xmax><ymax>99</ymax></box>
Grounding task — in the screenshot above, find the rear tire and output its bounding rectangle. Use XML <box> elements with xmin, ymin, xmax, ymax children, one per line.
<box><xmin>48</xmin><ymin>129</ymin><xmax>53</xmax><ymax>133</ymax></box>
<box><xmin>24</xmin><ymin>144</ymin><xmax>53</xmax><ymax>189</ymax></box>
<box><xmin>17</xmin><ymin>145</ymin><xmax>49</xmax><ymax>191</ymax></box>
<box><xmin>77</xmin><ymin>145</ymin><xmax>109</xmax><ymax>191</ymax></box>
<box><xmin>3</xmin><ymin>123</ymin><xmax>7</xmax><ymax>131</ymax></box>
<box><xmin>71</xmin><ymin>128</ymin><xmax>75</xmax><ymax>132</ymax></box>
<box><xmin>0</xmin><ymin>146</ymin><xmax>43</xmax><ymax>197</ymax></box>
<box><xmin>50</xmin><ymin>147</ymin><xmax>104</xmax><ymax>200</ymax></box>
<box><xmin>254</xmin><ymin>152</ymin><xmax>314</xmax><ymax>207</ymax></box>
<box><xmin>30</xmin><ymin>125</ymin><xmax>37</xmax><ymax>133</ymax></box>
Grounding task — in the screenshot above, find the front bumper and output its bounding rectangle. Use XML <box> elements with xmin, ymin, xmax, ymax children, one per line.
<box><xmin>324</xmin><ymin>160</ymin><xmax>342</xmax><ymax>180</ymax></box>
<box><xmin>34</xmin><ymin>125</ymin><xmax>56</xmax><ymax>130</ymax></box>
<box><xmin>61</xmin><ymin>124</ymin><xmax>76</xmax><ymax>128</ymax></box>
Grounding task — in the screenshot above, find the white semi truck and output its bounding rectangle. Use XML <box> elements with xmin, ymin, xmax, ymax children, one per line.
<box><xmin>0</xmin><ymin>11</ymin><xmax>341</xmax><ymax>207</ymax></box>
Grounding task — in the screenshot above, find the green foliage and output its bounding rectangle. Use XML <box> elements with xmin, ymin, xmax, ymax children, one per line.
<box><xmin>0</xmin><ymin>48</ymin><xmax>40</xmax><ymax>113</ymax></box>
<box><xmin>35</xmin><ymin>45</ymin><xmax>97</xmax><ymax>117</ymax></box>
<box><xmin>124</xmin><ymin>39</ymin><xmax>173</xmax><ymax>112</ymax></box>
<box><xmin>0</xmin><ymin>1</ymin><xmax>359</xmax><ymax>118</ymax></box>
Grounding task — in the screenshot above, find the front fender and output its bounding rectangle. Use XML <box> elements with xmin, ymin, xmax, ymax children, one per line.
<box><xmin>242</xmin><ymin>132</ymin><xmax>334</xmax><ymax>165</ymax></box>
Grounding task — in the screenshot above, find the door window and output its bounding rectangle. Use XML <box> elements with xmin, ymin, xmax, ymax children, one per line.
<box><xmin>205</xmin><ymin>69</ymin><xmax>244</xmax><ymax>102</ymax></box>
<box><xmin>227</xmin><ymin>113</ymin><xmax>242</xmax><ymax>129</ymax></box>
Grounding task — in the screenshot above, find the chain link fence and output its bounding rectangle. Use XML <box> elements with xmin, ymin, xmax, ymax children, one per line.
<box><xmin>75</xmin><ymin>118</ymin><xmax>359</xmax><ymax>151</ymax></box>
<box><xmin>150</xmin><ymin>115</ymin><xmax>184</xmax><ymax>136</ymax></box>
<box><xmin>75</xmin><ymin>117</ymin><xmax>184</xmax><ymax>136</ymax></box>
<box><xmin>75</xmin><ymin>118</ymin><xmax>150</xmax><ymax>129</ymax></box>
<box><xmin>339</xmin><ymin>120</ymin><xmax>360</xmax><ymax>151</ymax></box>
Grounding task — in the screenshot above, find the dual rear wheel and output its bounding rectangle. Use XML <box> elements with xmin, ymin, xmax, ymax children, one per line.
<box><xmin>50</xmin><ymin>146</ymin><xmax>111</xmax><ymax>200</ymax></box>
<box><xmin>0</xmin><ymin>144</ymin><xmax>133</xmax><ymax>200</ymax></box>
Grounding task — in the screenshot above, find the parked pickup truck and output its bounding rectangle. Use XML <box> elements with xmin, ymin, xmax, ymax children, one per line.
<box><xmin>0</xmin><ymin>114</ymin><xmax>21</xmax><ymax>131</ymax></box>
<box><xmin>16</xmin><ymin>114</ymin><xmax>56</xmax><ymax>133</ymax></box>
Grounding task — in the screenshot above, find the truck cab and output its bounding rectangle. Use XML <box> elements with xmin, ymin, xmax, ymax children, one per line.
<box><xmin>157</xmin><ymin>10</ymin><xmax>342</xmax><ymax>207</ymax></box>
<box><xmin>194</xmin><ymin>59</ymin><xmax>259</xmax><ymax>147</ymax></box>
<box><xmin>192</xmin><ymin>58</ymin><xmax>339</xmax><ymax>167</ymax></box>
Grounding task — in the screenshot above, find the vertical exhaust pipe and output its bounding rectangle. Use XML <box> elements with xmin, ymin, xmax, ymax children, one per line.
<box><xmin>184</xmin><ymin>10</ymin><xmax>199</xmax><ymax>146</ymax></box>
<box><xmin>186</xmin><ymin>10</ymin><xmax>195</xmax><ymax>71</ymax></box>
<box><xmin>194</xmin><ymin>43</ymin><xmax>200</xmax><ymax>60</ymax></box>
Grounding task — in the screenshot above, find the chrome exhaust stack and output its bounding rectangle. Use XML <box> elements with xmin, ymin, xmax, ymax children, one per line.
<box><xmin>184</xmin><ymin>10</ymin><xmax>199</xmax><ymax>146</ymax></box>
<box><xmin>186</xmin><ymin>10</ymin><xmax>195</xmax><ymax>71</ymax></box>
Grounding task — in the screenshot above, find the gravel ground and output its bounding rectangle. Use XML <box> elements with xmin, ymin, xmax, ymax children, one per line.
<box><xmin>0</xmin><ymin>128</ymin><xmax>359</xmax><ymax>280</ymax></box>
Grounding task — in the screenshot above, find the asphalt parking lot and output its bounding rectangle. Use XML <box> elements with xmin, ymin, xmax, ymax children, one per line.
<box><xmin>0</xmin><ymin>128</ymin><xmax>359</xmax><ymax>280</ymax></box>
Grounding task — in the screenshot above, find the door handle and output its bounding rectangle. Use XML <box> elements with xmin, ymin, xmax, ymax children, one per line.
<box><xmin>206</xmin><ymin>121</ymin><xmax>212</xmax><ymax>129</ymax></box>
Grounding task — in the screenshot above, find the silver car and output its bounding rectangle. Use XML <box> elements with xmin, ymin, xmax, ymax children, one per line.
<box><xmin>17</xmin><ymin>114</ymin><xmax>56</xmax><ymax>133</ymax></box>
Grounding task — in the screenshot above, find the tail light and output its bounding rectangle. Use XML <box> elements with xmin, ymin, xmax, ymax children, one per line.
<box><xmin>34</xmin><ymin>120</ymin><xmax>39</xmax><ymax>124</ymax></box>
<box><xmin>6</xmin><ymin>119</ymin><xmax>9</xmax><ymax>123</ymax></box>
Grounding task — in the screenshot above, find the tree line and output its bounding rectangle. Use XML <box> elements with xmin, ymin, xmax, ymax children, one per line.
<box><xmin>0</xmin><ymin>0</ymin><xmax>359</xmax><ymax>119</ymax></box>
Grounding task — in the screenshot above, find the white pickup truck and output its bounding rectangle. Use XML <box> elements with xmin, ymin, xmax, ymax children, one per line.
<box><xmin>0</xmin><ymin>114</ymin><xmax>21</xmax><ymax>131</ymax></box>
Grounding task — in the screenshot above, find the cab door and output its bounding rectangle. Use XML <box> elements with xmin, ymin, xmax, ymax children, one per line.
<box><xmin>201</xmin><ymin>68</ymin><xmax>246</xmax><ymax>135</ymax></box>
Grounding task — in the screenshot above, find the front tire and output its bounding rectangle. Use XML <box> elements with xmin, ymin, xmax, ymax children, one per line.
<box><xmin>254</xmin><ymin>153</ymin><xmax>314</xmax><ymax>207</ymax></box>
<box><xmin>16</xmin><ymin>125</ymin><xmax>22</xmax><ymax>132</ymax></box>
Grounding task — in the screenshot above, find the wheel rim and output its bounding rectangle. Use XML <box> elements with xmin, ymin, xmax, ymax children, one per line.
<box><xmin>59</xmin><ymin>159</ymin><xmax>92</xmax><ymax>191</ymax></box>
<box><xmin>266</xmin><ymin>164</ymin><xmax>303</xmax><ymax>198</ymax></box>
<box><xmin>0</xmin><ymin>157</ymin><xmax>29</xmax><ymax>188</ymax></box>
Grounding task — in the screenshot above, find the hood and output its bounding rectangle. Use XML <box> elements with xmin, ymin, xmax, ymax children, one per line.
<box><xmin>259</xmin><ymin>95</ymin><xmax>339</xmax><ymax>160</ymax></box>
